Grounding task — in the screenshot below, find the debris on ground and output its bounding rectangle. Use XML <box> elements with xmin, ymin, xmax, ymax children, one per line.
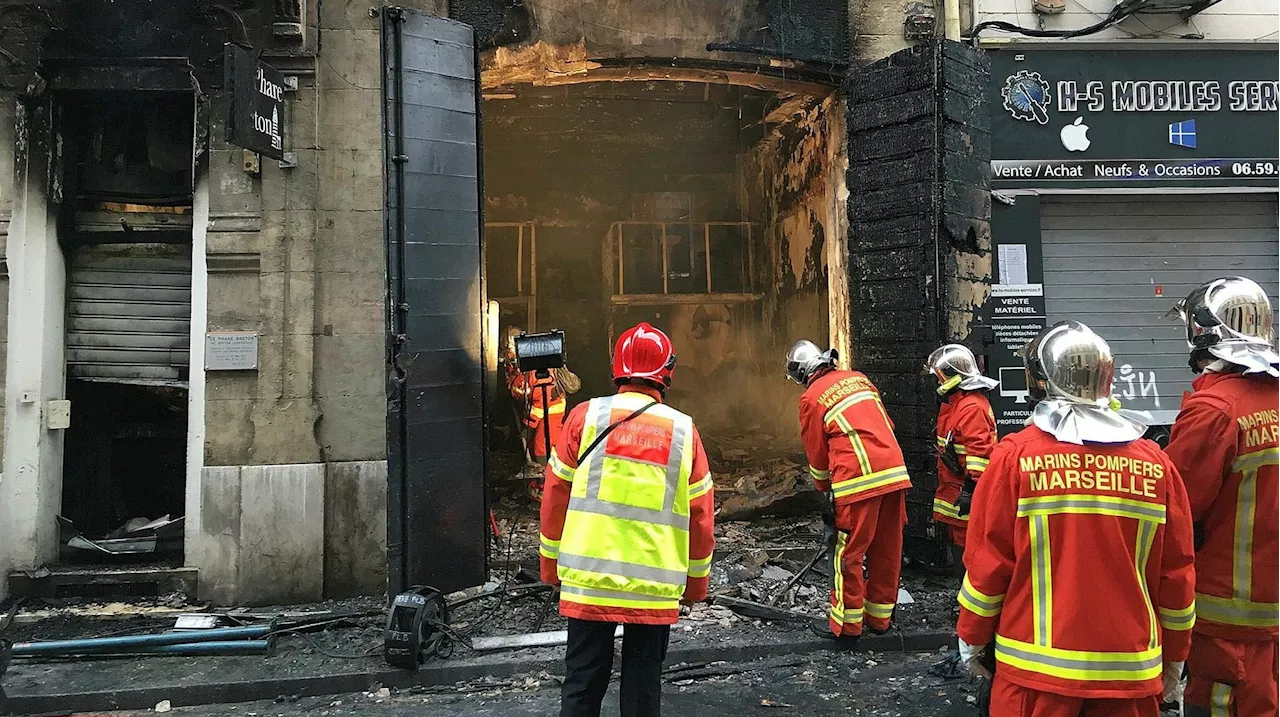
<box><xmin>927</xmin><ymin>650</ymin><xmax>965</xmax><ymax>680</ymax></box>
<box><xmin>483</xmin><ymin>443</ymin><xmax>961</xmax><ymax>637</ymax></box>
<box><xmin>58</xmin><ymin>514</ymin><xmax>184</xmax><ymax>557</ymax></box>
<box><xmin>710</xmin><ymin>596</ymin><xmax>809</xmax><ymax>623</ymax></box>
<box><xmin>0</xmin><ymin>476</ymin><xmax>962</xmax><ymax>714</ymax></box>
<box><xmin>715</xmin><ymin>461</ymin><xmax>826</xmax><ymax>521</ymax></box>
<box><xmin>10</xmin><ymin>623</ymin><xmax>273</xmax><ymax>659</ymax></box>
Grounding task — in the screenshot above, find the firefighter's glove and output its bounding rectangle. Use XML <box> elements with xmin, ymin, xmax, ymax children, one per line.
<box><xmin>957</xmin><ymin>479</ymin><xmax>977</xmax><ymax>518</ymax></box>
<box><xmin>958</xmin><ymin>637</ymin><xmax>992</xmax><ymax>680</ymax></box>
<box><xmin>818</xmin><ymin>490</ymin><xmax>835</xmax><ymax>531</ymax></box>
<box><xmin>1161</xmin><ymin>661</ymin><xmax>1185</xmax><ymax>703</ymax></box>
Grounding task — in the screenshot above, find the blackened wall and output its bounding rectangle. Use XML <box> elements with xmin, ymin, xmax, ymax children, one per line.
<box><xmin>845</xmin><ymin>40</ymin><xmax>991</xmax><ymax>565</ymax></box>
<box><xmin>741</xmin><ymin>96</ymin><xmax>843</xmax><ymax>436</ymax></box>
<box><xmin>3</xmin><ymin>0</ymin><xmax>270</xmax><ymax>91</ymax></box>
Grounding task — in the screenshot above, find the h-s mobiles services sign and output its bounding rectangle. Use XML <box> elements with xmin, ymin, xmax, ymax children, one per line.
<box><xmin>989</xmin><ymin>48</ymin><xmax>1279</xmax><ymax>189</ymax></box>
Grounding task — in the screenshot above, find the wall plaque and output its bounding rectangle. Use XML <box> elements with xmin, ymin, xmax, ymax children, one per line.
<box><xmin>206</xmin><ymin>331</ymin><xmax>260</xmax><ymax>371</ymax></box>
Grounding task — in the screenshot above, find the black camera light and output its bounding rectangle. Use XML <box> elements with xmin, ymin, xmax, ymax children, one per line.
<box><xmin>514</xmin><ymin>330</ymin><xmax>566</xmax><ymax>375</ymax></box>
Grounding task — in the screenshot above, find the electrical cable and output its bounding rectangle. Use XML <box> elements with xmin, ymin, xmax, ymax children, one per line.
<box><xmin>458</xmin><ymin>510</ymin><xmax>521</xmax><ymax>638</ymax></box>
<box><xmin>966</xmin><ymin>2</ymin><xmax>1140</xmax><ymax>41</ymax></box>
<box><xmin>292</xmin><ymin>629</ymin><xmax>383</xmax><ymax>660</ymax></box>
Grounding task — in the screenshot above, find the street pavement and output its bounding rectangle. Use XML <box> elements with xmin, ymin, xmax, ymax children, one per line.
<box><xmin>105</xmin><ymin>650</ymin><xmax>980</xmax><ymax>717</ymax></box>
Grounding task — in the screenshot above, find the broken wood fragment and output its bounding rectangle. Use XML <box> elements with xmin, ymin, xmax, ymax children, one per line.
<box><xmin>710</xmin><ymin>595</ymin><xmax>812</xmax><ymax>623</ymax></box>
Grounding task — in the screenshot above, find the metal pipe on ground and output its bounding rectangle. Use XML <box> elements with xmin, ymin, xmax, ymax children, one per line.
<box><xmin>11</xmin><ymin>625</ymin><xmax>273</xmax><ymax>657</ymax></box>
<box><xmin>80</xmin><ymin>640</ymin><xmax>274</xmax><ymax>658</ymax></box>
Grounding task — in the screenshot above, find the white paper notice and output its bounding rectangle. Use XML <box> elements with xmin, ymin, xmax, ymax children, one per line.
<box><xmin>998</xmin><ymin>244</ymin><xmax>1029</xmax><ymax>286</ymax></box>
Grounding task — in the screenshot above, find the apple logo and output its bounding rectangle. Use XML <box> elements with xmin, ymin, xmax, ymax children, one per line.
<box><xmin>1060</xmin><ymin>117</ymin><xmax>1091</xmax><ymax>152</ymax></box>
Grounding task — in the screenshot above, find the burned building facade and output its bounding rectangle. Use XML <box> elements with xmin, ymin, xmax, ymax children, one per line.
<box><xmin>0</xmin><ymin>0</ymin><xmax>990</xmax><ymax>603</ymax></box>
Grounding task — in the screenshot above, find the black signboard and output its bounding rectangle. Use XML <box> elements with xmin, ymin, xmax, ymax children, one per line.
<box><xmin>990</xmin><ymin>48</ymin><xmax>1278</xmax><ymax>189</ymax></box>
<box><xmin>987</xmin><ymin>195</ymin><xmax>1046</xmax><ymax>436</ymax></box>
<box><xmin>224</xmin><ymin>44</ymin><xmax>286</xmax><ymax>160</ymax></box>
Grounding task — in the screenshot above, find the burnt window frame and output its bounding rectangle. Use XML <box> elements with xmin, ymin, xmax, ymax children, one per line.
<box><xmin>608</xmin><ymin>220</ymin><xmax>757</xmax><ymax>303</ymax></box>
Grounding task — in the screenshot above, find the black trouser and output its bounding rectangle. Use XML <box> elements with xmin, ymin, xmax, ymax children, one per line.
<box><xmin>560</xmin><ymin>618</ymin><xmax>670</xmax><ymax>717</ymax></box>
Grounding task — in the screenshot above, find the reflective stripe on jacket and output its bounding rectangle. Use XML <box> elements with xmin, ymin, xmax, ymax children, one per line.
<box><xmin>539</xmin><ymin>386</ymin><xmax>715</xmax><ymax>625</ymax></box>
<box><xmin>799</xmin><ymin>369</ymin><xmax>911</xmax><ymax>506</ymax></box>
<box><xmin>509</xmin><ymin>369</ymin><xmax>566</xmax><ymax>425</ymax></box>
<box><xmin>1165</xmin><ymin>371</ymin><xmax>1279</xmax><ymax>641</ymax></box>
<box><xmin>933</xmin><ymin>391</ymin><xmax>997</xmax><ymax>525</ymax></box>
<box><xmin>956</xmin><ymin>425</ymin><xmax>1197</xmax><ymax>699</ymax></box>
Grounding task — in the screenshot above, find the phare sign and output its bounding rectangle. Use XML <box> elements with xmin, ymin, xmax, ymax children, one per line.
<box><xmin>224</xmin><ymin>44</ymin><xmax>287</xmax><ymax>160</ymax></box>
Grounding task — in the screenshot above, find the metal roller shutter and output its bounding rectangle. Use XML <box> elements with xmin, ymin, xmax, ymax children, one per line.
<box><xmin>66</xmin><ymin>245</ymin><xmax>192</xmax><ymax>386</ymax></box>
<box><xmin>1041</xmin><ymin>194</ymin><xmax>1279</xmax><ymax>425</ymax></box>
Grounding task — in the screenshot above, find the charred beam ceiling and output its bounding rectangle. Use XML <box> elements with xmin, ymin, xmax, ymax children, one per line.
<box><xmin>483</xmin><ymin>81</ymin><xmax>786</xmax><ymax>197</ymax></box>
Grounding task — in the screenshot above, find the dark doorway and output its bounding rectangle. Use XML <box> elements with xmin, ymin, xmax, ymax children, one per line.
<box><xmin>60</xmin><ymin>380</ymin><xmax>187</xmax><ymax>540</ymax></box>
<box><xmin>54</xmin><ymin>87</ymin><xmax>195</xmax><ymax>563</ymax></box>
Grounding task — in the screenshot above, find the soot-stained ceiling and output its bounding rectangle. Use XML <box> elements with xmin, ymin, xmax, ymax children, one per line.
<box><xmin>482</xmin><ymin>80</ymin><xmax>800</xmax><ymax>197</ymax></box>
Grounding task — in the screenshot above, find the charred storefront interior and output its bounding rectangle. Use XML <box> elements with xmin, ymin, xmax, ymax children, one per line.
<box><xmin>0</xmin><ymin>0</ymin><xmax>263</xmax><ymax>595</ymax></box>
<box><xmin>482</xmin><ymin>74</ymin><xmax>849</xmax><ymax>514</ymax></box>
<box><xmin>56</xmin><ymin>90</ymin><xmax>194</xmax><ymax>561</ymax></box>
<box><xmin>41</xmin><ymin>88</ymin><xmax>195</xmax><ymax>563</ymax></box>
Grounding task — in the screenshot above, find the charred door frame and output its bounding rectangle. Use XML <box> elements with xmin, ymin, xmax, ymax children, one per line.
<box><xmin>383</xmin><ymin>8</ymin><xmax>489</xmax><ymax>597</ymax></box>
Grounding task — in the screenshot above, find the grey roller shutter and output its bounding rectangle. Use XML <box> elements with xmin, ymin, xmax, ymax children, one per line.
<box><xmin>1041</xmin><ymin>195</ymin><xmax>1278</xmax><ymax>425</ymax></box>
<box><xmin>66</xmin><ymin>245</ymin><xmax>192</xmax><ymax>385</ymax></box>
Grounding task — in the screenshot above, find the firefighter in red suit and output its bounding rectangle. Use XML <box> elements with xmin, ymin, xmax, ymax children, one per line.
<box><xmin>956</xmin><ymin>320</ymin><xmax>1196</xmax><ymax>717</ymax></box>
<box><xmin>539</xmin><ymin>322</ymin><xmax>715</xmax><ymax>717</ymax></box>
<box><xmin>503</xmin><ymin>326</ymin><xmax>567</xmax><ymax>500</ymax></box>
<box><xmin>924</xmin><ymin>343</ymin><xmax>999</xmax><ymax>556</ymax></box>
<box><xmin>1163</xmin><ymin>277</ymin><xmax>1279</xmax><ymax>717</ymax></box>
<box><xmin>787</xmin><ymin>339</ymin><xmax>911</xmax><ymax>642</ymax></box>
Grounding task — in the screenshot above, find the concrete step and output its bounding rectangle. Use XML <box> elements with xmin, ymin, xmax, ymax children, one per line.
<box><xmin>7</xmin><ymin>565</ymin><xmax>198</xmax><ymax>600</ymax></box>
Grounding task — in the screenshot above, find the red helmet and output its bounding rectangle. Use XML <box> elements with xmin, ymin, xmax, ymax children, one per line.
<box><xmin>612</xmin><ymin>322</ymin><xmax>676</xmax><ymax>387</ymax></box>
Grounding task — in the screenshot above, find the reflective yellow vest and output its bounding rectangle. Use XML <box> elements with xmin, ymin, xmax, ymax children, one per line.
<box><xmin>557</xmin><ymin>392</ymin><xmax>696</xmax><ymax>609</ymax></box>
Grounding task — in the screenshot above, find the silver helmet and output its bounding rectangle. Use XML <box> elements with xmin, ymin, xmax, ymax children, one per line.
<box><xmin>923</xmin><ymin>343</ymin><xmax>999</xmax><ymax>394</ymax></box>
<box><xmin>1168</xmin><ymin>277</ymin><xmax>1280</xmax><ymax>377</ymax></box>
<box><xmin>1022</xmin><ymin>321</ymin><xmax>1114</xmax><ymax>406</ymax></box>
<box><xmin>1020</xmin><ymin>320</ymin><xmax>1146</xmax><ymax>444</ymax></box>
<box><xmin>785</xmin><ymin>340</ymin><xmax>837</xmax><ymax>385</ymax></box>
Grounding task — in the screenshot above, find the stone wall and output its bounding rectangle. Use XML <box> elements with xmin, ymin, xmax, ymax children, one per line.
<box><xmin>192</xmin><ymin>0</ymin><xmax>448</xmax><ymax>604</ymax></box>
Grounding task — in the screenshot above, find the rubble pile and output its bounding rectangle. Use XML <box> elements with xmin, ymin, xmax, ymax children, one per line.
<box><xmin>488</xmin><ymin>473</ymin><xmax>961</xmax><ymax>635</ymax></box>
<box><xmin>702</xmin><ymin>431</ymin><xmax>824</xmax><ymax>521</ymax></box>
<box><xmin>709</xmin><ymin>517</ymin><xmax>961</xmax><ymax>630</ymax></box>
<box><xmin>709</xmin><ymin>518</ymin><xmax>830</xmax><ymax>612</ymax></box>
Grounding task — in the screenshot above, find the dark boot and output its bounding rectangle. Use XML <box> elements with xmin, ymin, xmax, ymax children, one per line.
<box><xmin>808</xmin><ymin>617</ymin><xmax>860</xmax><ymax>648</ymax></box>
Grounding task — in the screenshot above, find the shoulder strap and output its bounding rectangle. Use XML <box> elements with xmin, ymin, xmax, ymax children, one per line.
<box><xmin>577</xmin><ymin>399</ymin><xmax>660</xmax><ymax>464</ymax></box>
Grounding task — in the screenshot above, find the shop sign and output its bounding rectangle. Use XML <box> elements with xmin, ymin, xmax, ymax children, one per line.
<box><xmin>990</xmin><ymin>49</ymin><xmax>1278</xmax><ymax>189</ymax></box>
<box><xmin>986</xmin><ymin>199</ymin><xmax>1047</xmax><ymax>435</ymax></box>
<box><xmin>224</xmin><ymin>44</ymin><xmax>286</xmax><ymax>160</ymax></box>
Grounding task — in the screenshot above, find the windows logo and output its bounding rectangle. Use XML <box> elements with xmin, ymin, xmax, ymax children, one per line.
<box><xmin>1169</xmin><ymin>119</ymin><xmax>1197</xmax><ymax>149</ymax></box>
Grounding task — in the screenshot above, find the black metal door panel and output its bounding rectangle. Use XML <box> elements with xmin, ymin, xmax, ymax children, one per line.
<box><xmin>383</xmin><ymin>8</ymin><xmax>487</xmax><ymax>596</ymax></box>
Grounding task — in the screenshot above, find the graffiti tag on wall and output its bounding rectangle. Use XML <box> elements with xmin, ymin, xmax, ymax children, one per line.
<box><xmin>1113</xmin><ymin>364</ymin><xmax>1160</xmax><ymax>408</ymax></box>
